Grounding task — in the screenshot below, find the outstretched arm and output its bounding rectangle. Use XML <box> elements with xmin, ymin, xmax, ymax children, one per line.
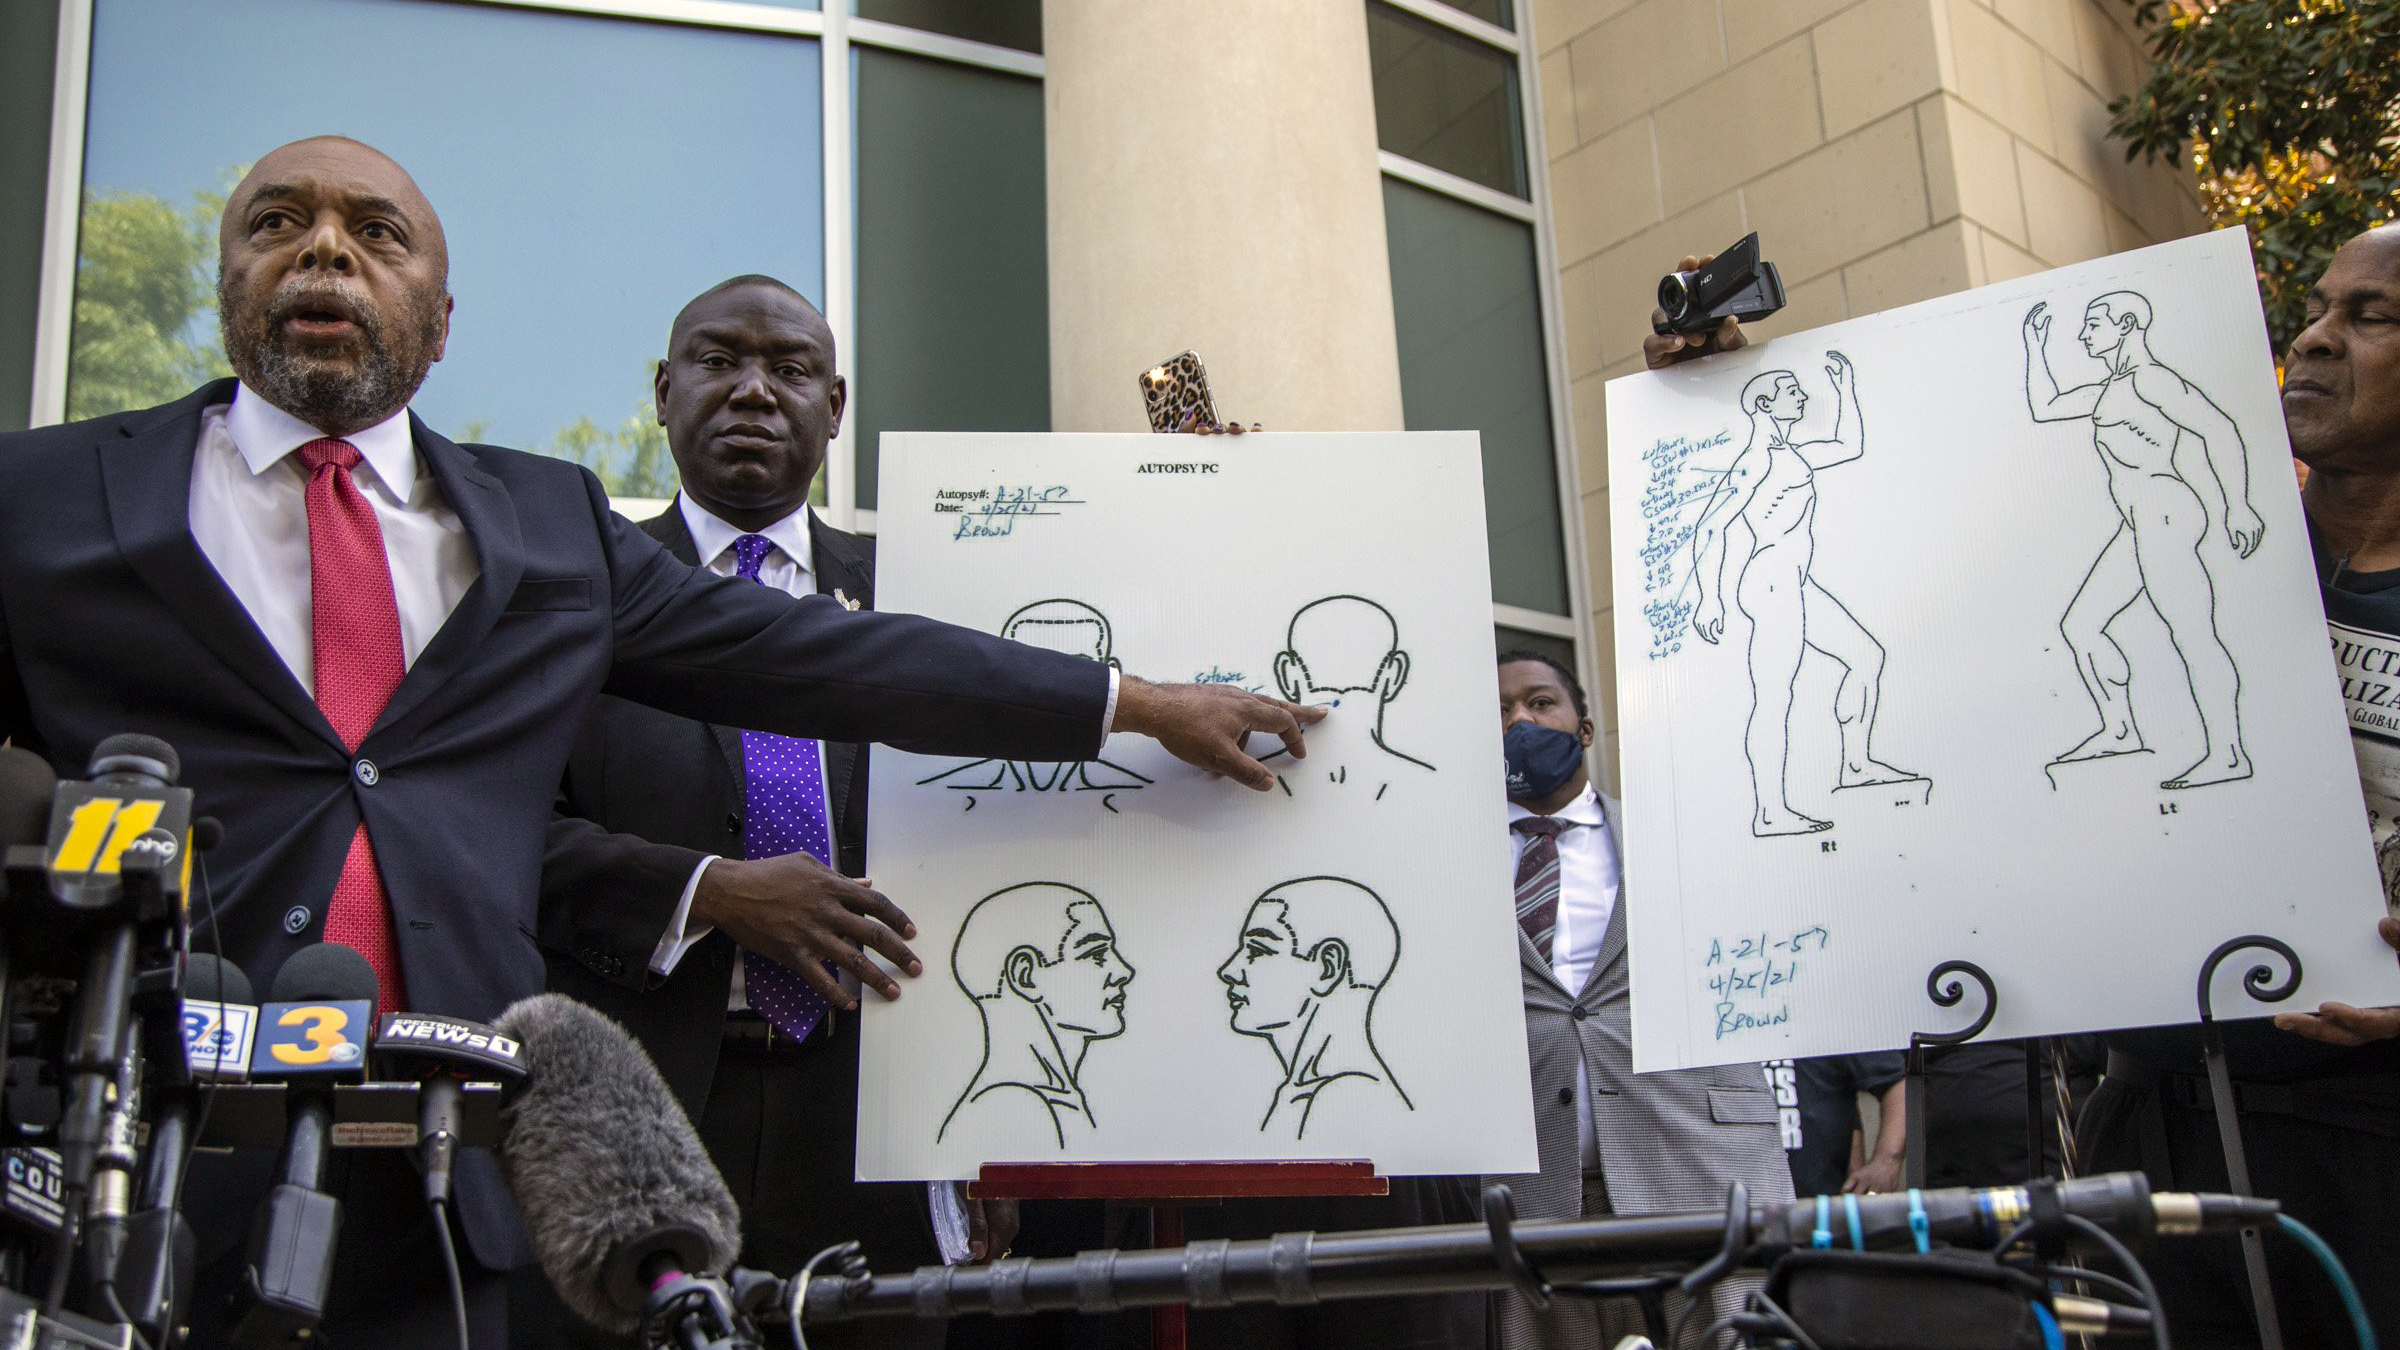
<box><xmin>1688</xmin><ymin>449</ymin><xmax>1765</xmax><ymax>644</ymax></box>
<box><xmin>2137</xmin><ymin>365</ymin><xmax>2264</xmax><ymax>557</ymax></box>
<box><xmin>1796</xmin><ymin>351</ymin><xmax>1865</xmax><ymax>469</ymax></box>
<box><xmin>2023</xmin><ymin>304</ymin><xmax>2103</xmax><ymax>422</ymax></box>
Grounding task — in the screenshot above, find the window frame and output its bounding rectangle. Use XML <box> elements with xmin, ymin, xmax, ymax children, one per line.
<box><xmin>26</xmin><ymin>0</ymin><xmax>1043</xmax><ymax>537</ymax></box>
<box><xmin>1371</xmin><ymin>0</ymin><xmax>1596</xmax><ymax>694</ymax></box>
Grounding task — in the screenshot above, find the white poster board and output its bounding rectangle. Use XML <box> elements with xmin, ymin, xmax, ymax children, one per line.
<box><xmin>1606</xmin><ymin>228</ymin><xmax>2393</xmax><ymax>1071</ymax></box>
<box><xmin>857</xmin><ymin>432</ymin><xmax>1538</xmax><ymax>1181</ymax></box>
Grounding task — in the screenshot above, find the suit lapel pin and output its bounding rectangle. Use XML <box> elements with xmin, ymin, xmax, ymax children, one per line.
<box><xmin>834</xmin><ymin>588</ymin><xmax>861</xmax><ymax>611</ymax></box>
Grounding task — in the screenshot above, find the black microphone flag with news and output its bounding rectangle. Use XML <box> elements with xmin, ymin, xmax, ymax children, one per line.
<box><xmin>493</xmin><ymin>993</ymin><xmax>740</xmax><ymax>1336</ymax></box>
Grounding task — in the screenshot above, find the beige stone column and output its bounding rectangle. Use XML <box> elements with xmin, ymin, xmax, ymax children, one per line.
<box><xmin>1043</xmin><ymin>1</ymin><xmax>1405</xmax><ymax>433</ymax></box>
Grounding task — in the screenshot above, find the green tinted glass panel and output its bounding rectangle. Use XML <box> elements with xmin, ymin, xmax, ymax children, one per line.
<box><xmin>1367</xmin><ymin>2</ymin><xmax>1525</xmax><ymax>197</ymax></box>
<box><xmin>0</xmin><ymin>0</ymin><xmax>57</xmax><ymax>432</ymax></box>
<box><xmin>854</xmin><ymin>47</ymin><xmax>1048</xmax><ymax>509</ymax></box>
<box><xmin>856</xmin><ymin>0</ymin><xmax>1040</xmax><ymax>53</ymax></box>
<box><xmin>1385</xmin><ymin>177</ymin><xmax>1567</xmax><ymax>614</ymax></box>
<box><xmin>1439</xmin><ymin>0</ymin><xmax>1513</xmax><ymax>29</ymax></box>
<box><xmin>1496</xmin><ymin>627</ymin><xmax>1575</xmax><ymax>672</ymax></box>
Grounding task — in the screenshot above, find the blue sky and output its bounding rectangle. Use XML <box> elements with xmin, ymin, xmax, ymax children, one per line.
<box><xmin>82</xmin><ymin>0</ymin><xmax>826</xmax><ymax>449</ymax></box>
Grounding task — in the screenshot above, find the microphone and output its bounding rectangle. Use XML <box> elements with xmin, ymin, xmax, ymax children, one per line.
<box><xmin>233</xmin><ymin>943</ymin><xmax>377</xmax><ymax>1348</ymax></box>
<box><xmin>0</xmin><ymin>747</ymin><xmax>60</xmax><ymax>1259</ymax></box>
<box><xmin>492</xmin><ymin>993</ymin><xmax>740</xmax><ymax>1338</ymax></box>
<box><xmin>116</xmin><ymin>954</ymin><xmax>257</xmax><ymax>1341</ymax></box>
<box><xmin>374</xmin><ymin>1011</ymin><xmax>527</xmax><ymax>1209</ymax></box>
<box><xmin>0</xmin><ymin>745</ymin><xmax>55</xmax><ymax>873</ymax></box>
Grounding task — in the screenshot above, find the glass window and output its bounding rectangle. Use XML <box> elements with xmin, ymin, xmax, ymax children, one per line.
<box><xmin>1385</xmin><ymin>177</ymin><xmax>1567</xmax><ymax>615</ymax></box>
<box><xmin>1441</xmin><ymin>0</ymin><xmax>1514</xmax><ymax>29</ymax></box>
<box><xmin>0</xmin><ymin>0</ymin><xmax>58</xmax><ymax>434</ymax></box>
<box><xmin>71</xmin><ymin>0</ymin><xmax>823</xmax><ymax>500</ymax></box>
<box><xmin>1495</xmin><ymin>627</ymin><xmax>1576</xmax><ymax>672</ymax></box>
<box><xmin>853</xmin><ymin>46</ymin><xmax>1047</xmax><ymax>510</ymax></box>
<box><xmin>1366</xmin><ymin>2</ymin><xmax>1526</xmax><ymax>198</ymax></box>
<box><xmin>856</xmin><ymin>0</ymin><xmax>1041</xmax><ymax>53</ymax></box>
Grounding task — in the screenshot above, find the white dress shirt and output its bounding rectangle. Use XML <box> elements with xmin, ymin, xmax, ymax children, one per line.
<box><xmin>189</xmin><ymin>384</ymin><xmax>477</xmax><ymax>690</ymax></box>
<box><xmin>1507</xmin><ymin>783</ymin><xmax>1621</xmax><ymax>1172</ymax></box>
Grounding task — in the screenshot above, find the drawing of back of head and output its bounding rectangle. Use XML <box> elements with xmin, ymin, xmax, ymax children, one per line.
<box><xmin>1002</xmin><ymin>599</ymin><xmax>1117</xmax><ymax>667</ymax></box>
<box><xmin>1254</xmin><ymin>876</ymin><xmax>1399</xmax><ymax>993</ymax></box>
<box><xmin>1275</xmin><ymin>596</ymin><xmax>1409</xmax><ymax>704</ymax></box>
<box><xmin>952</xmin><ymin>881</ymin><xmax>1134</xmax><ymax>1037</ymax></box>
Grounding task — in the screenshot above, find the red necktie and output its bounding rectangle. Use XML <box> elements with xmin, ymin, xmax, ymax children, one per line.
<box><xmin>297</xmin><ymin>438</ymin><xmax>409</xmax><ymax>1011</ymax></box>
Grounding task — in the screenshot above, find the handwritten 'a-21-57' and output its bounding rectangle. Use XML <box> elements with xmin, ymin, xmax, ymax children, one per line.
<box><xmin>937</xmin><ymin>485</ymin><xmax>1083</xmax><ymax>540</ymax></box>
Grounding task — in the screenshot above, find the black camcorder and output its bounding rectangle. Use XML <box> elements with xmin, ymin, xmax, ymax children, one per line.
<box><xmin>1654</xmin><ymin>231</ymin><xmax>1786</xmax><ymax>335</ymax></box>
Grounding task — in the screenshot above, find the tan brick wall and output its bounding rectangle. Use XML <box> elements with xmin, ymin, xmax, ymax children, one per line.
<box><xmin>1532</xmin><ymin>0</ymin><xmax>2206</xmax><ymax>771</ymax></box>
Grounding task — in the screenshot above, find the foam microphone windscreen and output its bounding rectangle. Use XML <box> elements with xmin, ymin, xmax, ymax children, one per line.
<box><xmin>270</xmin><ymin>942</ymin><xmax>378</xmax><ymax>1004</ymax></box>
<box><xmin>0</xmin><ymin>746</ymin><xmax>56</xmax><ymax>851</ymax></box>
<box><xmin>492</xmin><ymin>994</ymin><xmax>741</xmax><ymax>1335</ymax></box>
<box><xmin>186</xmin><ymin>952</ymin><xmax>254</xmax><ymax>1007</ymax></box>
<box><xmin>88</xmin><ymin>732</ymin><xmax>179</xmax><ymax>784</ymax></box>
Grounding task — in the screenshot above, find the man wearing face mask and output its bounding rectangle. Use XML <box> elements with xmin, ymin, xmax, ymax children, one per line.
<box><xmin>1490</xmin><ymin>650</ymin><xmax>1791</xmax><ymax>1350</ymax></box>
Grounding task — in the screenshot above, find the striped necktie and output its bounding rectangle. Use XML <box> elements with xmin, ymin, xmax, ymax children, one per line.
<box><xmin>1511</xmin><ymin>815</ymin><xmax>1572</xmax><ymax>962</ymax></box>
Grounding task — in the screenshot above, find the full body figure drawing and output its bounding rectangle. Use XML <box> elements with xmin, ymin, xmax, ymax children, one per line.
<box><xmin>2023</xmin><ymin>294</ymin><xmax>2262</xmax><ymax>790</ymax></box>
<box><xmin>1690</xmin><ymin>352</ymin><xmax>1925</xmax><ymax>837</ymax></box>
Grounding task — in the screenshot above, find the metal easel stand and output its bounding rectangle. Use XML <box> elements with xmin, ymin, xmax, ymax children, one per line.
<box><xmin>1902</xmin><ymin>960</ymin><xmax>1997</xmax><ymax>1189</ymax></box>
<box><xmin>2195</xmin><ymin>934</ymin><xmax>2304</xmax><ymax>1350</ymax></box>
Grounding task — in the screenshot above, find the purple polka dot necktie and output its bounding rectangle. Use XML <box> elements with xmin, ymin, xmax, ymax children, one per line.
<box><xmin>729</xmin><ymin>534</ymin><xmax>836</xmax><ymax>1041</ymax></box>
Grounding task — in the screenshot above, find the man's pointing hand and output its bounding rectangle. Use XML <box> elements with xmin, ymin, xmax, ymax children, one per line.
<box><xmin>1113</xmin><ymin>676</ymin><xmax>1326</xmax><ymax>791</ymax></box>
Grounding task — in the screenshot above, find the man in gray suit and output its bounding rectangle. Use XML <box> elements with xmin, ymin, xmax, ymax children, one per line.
<box><xmin>1492</xmin><ymin>651</ymin><xmax>1792</xmax><ymax>1349</ymax></box>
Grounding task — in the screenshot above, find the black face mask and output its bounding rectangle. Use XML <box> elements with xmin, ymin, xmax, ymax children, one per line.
<box><xmin>1504</xmin><ymin>721</ymin><xmax>1585</xmax><ymax>801</ymax></box>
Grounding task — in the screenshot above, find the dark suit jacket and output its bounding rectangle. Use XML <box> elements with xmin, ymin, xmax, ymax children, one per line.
<box><xmin>0</xmin><ymin>381</ymin><xmax>1109</xmax><ymax>1265</ymax></box>
<box><xmin>538</xmin><ymin>502</ymin><xmax>875</xmax><ymax>1114</ymax></box>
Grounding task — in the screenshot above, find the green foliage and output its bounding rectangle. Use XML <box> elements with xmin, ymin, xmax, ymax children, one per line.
<box><xmin>530</xmin><ymin>394</ymin><xmax>679</xmax><ymax>500</ymax></box>
<box><xmin>65</xmin><ymin>186</ymin><xmax>233</xmax><ymax>420</ymax></box>
<box><xmin>2109</xmin><ymin>0</ymin><xmax>2400</xmax><ymax>349</ymax></box>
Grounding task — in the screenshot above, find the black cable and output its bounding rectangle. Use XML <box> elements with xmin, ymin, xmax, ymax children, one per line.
<box><xmin>46</xmin><ymin>1198</ymin><xmax>82</xmax><ymax>1314</ymax></box>
<box><xmin>97</xmin><ymin>1276</ymin><xmax>158</xmax><ymax>1350</ymax></box>
<box><xmin>2061</xmin><ymin>1213</ymin><xmax>2167</xmax><ymax>1350</ymax></box>
<box><xmin>1696</xmin><ymin>1313</ymin><xmax>1744</xmax><ymax>1349</ymax></box>
<box><xmin>2023</xmin><ymin>1261</ymin><xmax>2147</xmax><ymax>1308</ymax></box>
<box><xmin>1750</xmin><ymin>1289</ymin><xmax>1823</xmax><ymax>1350</ymax></box>
<box><xmin>430</xmin><ymin>1196</ymin><xmax>471</xmax><ymax>1350</ymax></box>
<box><xmin>1672</xmin><ymin>1287</ymin><xmax>1709</xmax><ymax>1349</ymax></box>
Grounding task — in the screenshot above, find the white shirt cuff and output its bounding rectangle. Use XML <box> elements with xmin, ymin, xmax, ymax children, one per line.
<box><xmin>930</xmin><ymin>1181</ymin><xmax>973</xmax><ymax>1264</ymax></box>
<box><xmin>1101</xmin><ymin>666</ymin><xmax>1122</xmax><ymax>738</ymax></box>
<box><xmin>649</xmin><ymin>855</ymin><xmax>721</xmax><ymax>976</ymax></box>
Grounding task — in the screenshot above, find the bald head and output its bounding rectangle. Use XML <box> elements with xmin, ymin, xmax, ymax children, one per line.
<box><xmin>216</xmin><ymin>136</ymin><xmax>451</xmax><ymax>435</ymax></box>
<box><xmin>223</xmin><ymin>137</ymin><xmax>447</xmax><ymax>278</ymax></box>
<box><xmin>668</xmin><ymin>274</ymin><xmax>826</xmax><ymax>354</ymax></box>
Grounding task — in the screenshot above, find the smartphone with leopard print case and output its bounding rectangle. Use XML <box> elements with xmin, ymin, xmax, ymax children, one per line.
<box><xmin>1138</xmin><ymin>350</ymin><xmax>1219</xmax><ymax>433</ymax></box>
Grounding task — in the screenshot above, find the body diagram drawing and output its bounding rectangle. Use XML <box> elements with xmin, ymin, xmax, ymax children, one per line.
<box><xmin>939</xmin><ymin>883</ymin><xmax>1136</xmax><ymax>1149</ymax></box>
<box><xmin>1264</xmin><ymin>596</ymin><xmax>1432</xmax><ymax>797</ymax></box>
<box><xmin>1215</xmin><ymin>877</ymin><xmax>1413</xmax><ymax>1140</ymax></box>
<box><xmin>916</xmin><ymin>600</ymin><xmax>1154</xmax><ymax>804</ymax></box>
<box><xmin>2024</xmin><ymin>293</ymin><xmax>2261</xmax><ymax>790</ymax></box>
<box><xmin>1689</xmin><ymin>352</ymin><xmax>1926</xmax><ymax>836</ymax></box>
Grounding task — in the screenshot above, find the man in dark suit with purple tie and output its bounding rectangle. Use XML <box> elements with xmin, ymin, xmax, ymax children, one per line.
<box><xmin>0</xmin><ymin>136</ymin><xmax>1322</xmax><ymax>1349</ymax></box>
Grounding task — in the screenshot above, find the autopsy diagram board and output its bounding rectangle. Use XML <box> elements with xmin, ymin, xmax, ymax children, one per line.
<box><xmin>856</xmin><ymin>431</ymin><xmax>1537</xmax><ymax>1181</ymax></box>
<box><xmin>1607</xmin><ymin>227</ymin><xmax>2392</xmax><ymax>1072</ymax></box>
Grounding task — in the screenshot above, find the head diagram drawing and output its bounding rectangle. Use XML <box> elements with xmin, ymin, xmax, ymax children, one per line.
<box><xmin>939</xmin><ymin>883</ymin><xmax>1136</xmax><ymax>1149</ymax></box>
<box><xmin>915</xmin><ymin>600</ymin><xmax>1153</xmax><ymax>799</ymax></box>
<box><xmin>1271</xmin><ymin>597</ymin><xmax>1433</xmax><ymax>776</ymax></box>
<box><xmin>1215</xmin><ymin>876</ymin><xmax>1413</xmax><ymax>1140</ymax></box>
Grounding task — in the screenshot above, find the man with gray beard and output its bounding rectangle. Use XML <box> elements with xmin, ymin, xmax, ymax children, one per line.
<box><xmin>0</xmin><ymin>134</ymin><xmax>1325</xmax><ymax>1349</ymax></box>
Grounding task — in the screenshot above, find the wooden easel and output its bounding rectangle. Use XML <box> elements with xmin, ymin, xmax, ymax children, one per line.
<box><xmin>969</xmin><ymin>1160</ymin><xmax>1389</xmax><ymax>1349</ymax></box>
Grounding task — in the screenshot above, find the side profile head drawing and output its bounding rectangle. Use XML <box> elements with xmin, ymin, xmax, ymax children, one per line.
<box><xmin>1216</xmin><ymin>877</ymin><xmax>1399</xmax><ymax>1037</ymax></box>
<box><xmin>2080</xmin><ymin>291</ymin><xmax>2153</xmax><ymax>359</ymax></box>
<box><xmin>1741</xmin><ymin>370</ymin><xmax>1807</xmax><ymax>426</ymax></box>
<box><xmin>1274</xmin><ymin>597</ymin><xmax>1409</xmax><ymax>706</ymax></box>
<box><xmin>1002</xmin><ymin>600</ymin><xmax>1118</xmax><ymax>669</ymax></box>
<box><xmin>953</xmin><ymin>882</ymin><xmax>1135</xmax><ymax>1040</ymax></box>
